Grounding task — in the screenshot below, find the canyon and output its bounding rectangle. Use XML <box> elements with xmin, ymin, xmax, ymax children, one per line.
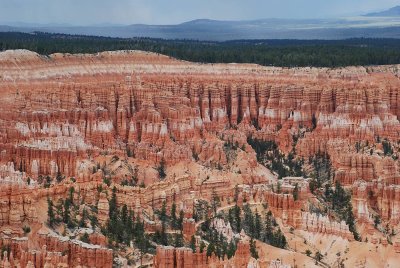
<box><xmin>0</xmin><ymin>49</ymin><xmax>399</xmax><ymax>267</ymax></box>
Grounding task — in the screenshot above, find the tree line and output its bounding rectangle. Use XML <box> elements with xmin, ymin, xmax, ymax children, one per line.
<box><xmin>1</xmin><ymin>32</ymin><xmax>400</xmax><ymax>67</ymax></box>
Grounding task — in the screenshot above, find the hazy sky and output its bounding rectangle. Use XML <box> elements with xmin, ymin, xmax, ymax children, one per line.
<box><xmin>0</xmin><ymin>0</ymin><xmax>399</xmax><ymax>25</ymax></box>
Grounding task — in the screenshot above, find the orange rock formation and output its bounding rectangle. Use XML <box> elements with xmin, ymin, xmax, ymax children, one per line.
<box><xmin>0</xmin><ymin>49</ymin><xmax>400</xmax><ymax>267</ymax></box>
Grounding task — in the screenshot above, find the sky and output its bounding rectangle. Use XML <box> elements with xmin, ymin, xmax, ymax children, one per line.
<box><xmin>0</xmin><ymin>0</ymin><xmax>399</xmax><ymax>26</ymax></box>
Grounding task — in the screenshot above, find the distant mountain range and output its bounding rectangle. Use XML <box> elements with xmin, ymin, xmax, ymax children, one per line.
<box><xmin>1</xmin><ymin>6</ymin><xmax>400</xmax><ymax>40</ymax></box>
<box><xmin>365</xmin><ymin>6</ymin><xmax>400</xmax><ymax>17</ymax></box>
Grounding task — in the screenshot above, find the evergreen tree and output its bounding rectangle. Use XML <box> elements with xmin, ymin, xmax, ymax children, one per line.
<box><xmin>382</xmin><ymin>140</ymin><xmax>393</xmax><ymax>156</ymax></box>
<box><xmin>159</xmin><ymin>201</ymin><xmax>168</xmax><ymax>223</ymax></box>
<box><xmin>137</xmin><ymin>232</ymin><xmax>151</xmax><ymax>267</ymax></box>
<box><xmin>63</xmin><ymin>198</ymin><xmax>71</xmax><ymax>225</ymax></box>
<box><xmin>309</xmin><ymin>179</ymin><xmax>317</xmax><ymax>194</ymax></box>
<box><xmin>263</xmin><ymin>211</ymin><xmax>287</xmax><ymax>248</ymax></box>
<box><xmin>324</xmin><ymin>183</ymin><xmax>332</xmax><ymax>199</ymax></box>
<box><xmin>194</xmin><ymin>200</ymin><xmax>209</xmax><ymax>221</ymax></box>
<box><xmin>2</xmin><ymin>32</ymin><xmax>400</xmax><ymax>68</ymax></box>
<box><xmin>47</xmin><ymin>198</ymin><xmax>55</xmax><ymax>227</ymax></box>
<box><xmin>56</xmin><ymin>170</ymin><xmax>64</xmax><ymax>183</ymax></box>
<box><xmin>160</xmin><ymin>221</ymin><xmax>168</xmax><ymax>246</ymax></box>
<box><xmin>345</xmin><ymin>202</ymin><xmax>360</xmax><ymax>241</ymax></box>
<box><xmin>254</xmin><ymin>212</ymin><xmax>262</xmax><ymax>239</ymax></box>
<box><xmin>211</xmin><ymin>189</ymin><xmax>221</xmax><ymax>215</ymax></box>
<box><xmin>293</xmin><ymin>183</ymin><xmax>299</xmax><ymax>201</ymax></box>
<box><xmin>243</xmin><ymin>204</ymin><xmax>255</xmax><ymax>237</ymax></box>
<box><xmin>228</xmin><ymin>205</ymin><xmax>242</xmax><ymax>233</ymax></box>
<box><xmin>79</xmin><ymin>208</ymin><xmax>87</xmax><ymax>228</ymax></box>
<box><xmin>234</xmin><ymin>205</ymin><xmax>241</xmax><ymax>232</ymax></box>
<box><xmin>80</xmin><ymin>233</ymin><xmax>90</xmax><ymax>243</ymax></box>
<box><xmin>178</xmin><ymin>209</ymin><xmax>184</xmax><ymax>230</ymax></box>
<box><xmin>174</xmin><ymin>233</ymin><xmax>184</xmax><ymax>248</ymax></box>
<box><xmin>234</xmin><ymin>184</ymin><xmax>239</xmax><ymax>203</ymax></box>
<box><xmin>109</xmin><ymin>187</ymin><xmax>117</xmax><ymax>219</ymax></box>
<box><xmin>207</xmin><ymin>242</ymin><xmax>215</xmax><ymax>257</ymax></box>
<box><xmin>250</xmin><ymin>238</ymin><xmax>259</xmax><ymax>259</ymax></box>
<box><xmin>274</xmin><ymin>229</ymin><xmax>287</xmax><ymax>248</ymax></box>
<box><xmin>121</xmin><ymin>204</ymin><xmax>128</xmax><ymax>224</ymax></box>
<box><xmin>90</xmin><ymin>214</ymin><xmax>98</xmax><ymax>229</ymax></box>
<box><xmin>312</xmin><ymin>114</ymin><xmax>317</xmax><ymax>129</ymax></box>
<box><xmin>374</xmin><ymin>215</ymin><xmax>381</xmax><ymax>228</ymax></box>
<box><xmin>190</xmin><ymin>235</ymin><xmax>196</xmax><ymax>252</ymax></box>
<box><xmin>263</xmin><ymin>211</ymin><xmax>273</xmax><ymax>243</ymax></box>
<box><xmin>315</xmin><ymin>251</ymin><xmax>323</xmax><ymax>262</ymax></box>
<box><xmin>68</xmin><ymin>186</ymin><xmax>75</xmax><ymax>204</ymax></box>
<box><xmin>227</xmin><ymin>240</ymin><xmax>236</xmax><ymax>259</ymax></box>
<box><xmin>200</xmin><ymin>241</ymin><xmax>206</xmax><ymax>253</ymax></box>
<box><xmin>157</xmin><ymin>158</ymin><xmax>167</xmax><ymax>179</ymax></box>
<box><xmin>171</xmin><ymin>203</ymin><xmax>177</xmax><ymax>229</ymax></box>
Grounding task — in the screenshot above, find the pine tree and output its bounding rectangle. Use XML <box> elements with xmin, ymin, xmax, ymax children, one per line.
<box><xmin>137</xmin><ymin>232</ymin><xmax>150</xmax><ymax>267</ymax></box>
<box><xmin>264</xmin><ymin>211</ymin><xmax>273</xmax><ymax>240</ymax></box>
<box><xmin>63</xmin><ymin>198</ymin><xmax>71</xmax><ymax>224</ymax></box>
<box><xmin>227</xmin><ymin>240</ymin><xmax>236</xmax><ymax>259</ymax></box>
<box><xmin>90</xmin><ymin>214</ymin><xmax>98</xmax><ymax>229</ymax></box>
<box><xmin>211</xmin><ymin>189</ymin><xmax>221</xmax><ymax>216</ymax></box>
<box><xmin>207</xmin><ymin>242</ymin><xmax>215</xmax><ymax>257</ymax></box>
<box><xmin>47</xmin><ymin>198</ymin><xmax>55</xmax><ymax>227</ymax></box>
<box><xmin>109</xmin><ymin>187</ymin><xmax>117</xmax><ymax>219</ymax></box>
<box><xmin>312</xmin><ymin>114</ymin><xmax>317</xmax><ymax>129</ymax></box>
<box><xmin>80</xmin><ymin>233</ymin><xmax>90</xmax><ymax>243</ymax></box>
<box><xmin>127</xmin><ymin>210</ymin><xmax>134</xmax><ymax>234</ymax></box>
<box><xmin>159</xmin><ymin>201</ymin><xmax>167</xmax><ymax>222</ymax></box>
<box><xmin>277</xmin><ymin>182</ymin><xmax>281</xmax><ymax>194</ymax></box>
<box><xmin>174</xmin><ymin>233</ymin><xmax>184</xmax><ymax>248</ymax></box>
<box><xmin>250</xmin><ymin>238</ymin><xmax>259</xmax><ymax>259</ymax></box>
<box><xmin>79</xmin><ymin>208</ymin><xmax>87</xmax><ymax>228</ymax></box>
<box><xmin>243</xmin><ymin>204</ymin><xmax>255</xmax><ymax>237</ymax></box>
<box><xmin>234</xmin><ymin>205</ymin><xmax>241</xmax><ymax>232</ymax></box>
<box><xmin>221</xmin><ymin>240</ymin><xmax>228</xmax><ymax>260</ymax></box>
<box><xmin>345</xmin><ymin>202</ymin><xmax>360</xmax><ymax>241</ymax></box>
<box><xmin>160</xmin><ymin>221</ymin><xmax>168</xmax><ymax>246</ymax></box>
<box><xmin>234</xmin><ymin>184</ymin><xmax>239</xmax><ymax>203</ymax></box>
<box><xmin>121</xmin><ymin>204</ymin><xmax>128</xmax><ymax>225</ymax></box>
<box><xmin>200</xmin><ymin>241</ymin><xmax>206</xmax><ymax>253</ymax></box>
<box><xmin>68</xmin><ymin>186</ymin><xmax>75</xmax><ymax>204</ymax></box>
<box><xmin>171</xmin><ymin>203</ymin><xmax>177</xmax><ymax>229</ymax></box>
<box><xmin>315</xmin><ymin>251</ymin><xmax>323</xmax><ymax>262</ymax></box>
<box><xmin>293</xmin><ymin>183</ymin><xmax>299</xmax><ymax>201</ymax></box>
<box><xmin>309</xmin><ymin>178</ymin><xmax>317</xmax><ymax>194</ymax></box>
<box><xmin>374</xmin><ymin>215</ymin><xmax>381</xmax><ymax>228</ymax></box>
<box><xmin>178</xmin><ymin>210</ymin><xmax>184</xmax><ymax>230</ymax></box>
<box><xmin>274</xmin><ymin>229</ymin><xmax>287</xmax><ymax>248</ymax></box>
<box><xmin>56</xmin><ymin>170</ymin><xmax>63</xmax><ymax>183</ymax></box>
<box><xmin>157</xmin><ymin>158</ymin><xmax>167</xmax><ymax>179</ymax></box>
<box><xmin>190</xmin><ymin>235</ymin><xmax>196</xmax><ymax>252</ymax></box>
<box><xmin>254</xmin><ymin>212</ymin><xmax>262</xmax><ymax>239</ymax></box>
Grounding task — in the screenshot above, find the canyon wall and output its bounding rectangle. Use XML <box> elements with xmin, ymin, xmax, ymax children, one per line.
<box><xmin>0</xmin><ymin>49</ymin><xmax>400</xmax><ymax>266</ymax></box>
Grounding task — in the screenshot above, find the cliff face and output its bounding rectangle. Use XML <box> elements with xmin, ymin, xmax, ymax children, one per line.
<box><xmin>352</xmin><ymin>180</ymin><xmax>400</xmax><ymax>224</ymax></box>
<box><xmin>1</xmin><ymin>49</ymin><xmax>400</xmax><ymax>266</ymax></box>
<box><xmin>153</xmin><ymin>241</ymin><xmax>255</xmax><ymax>268</ymax></box>
<box><xmin>1</xmin><ymin>51</ymin><xmax>400</xmax><ymax>179</ymax></box>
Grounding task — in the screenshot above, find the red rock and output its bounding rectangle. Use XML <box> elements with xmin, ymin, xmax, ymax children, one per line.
<box><xmin>352</xmin><ymin>180</ymin><xmax>400</xmax><ymax>224</ymax></box>
<box><xmin>182</xmin><ymin>218</ymin><xmax>196</xmax><ymax>241</ymax></box>
<box><xmin>1</xmin><ymin>49</ymin><xmax>400</xmax><ymax>266</ymax></box>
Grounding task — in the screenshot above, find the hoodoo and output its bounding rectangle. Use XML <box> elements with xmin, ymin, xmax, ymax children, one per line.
<box><xmin>0</xmin><ymin>49</ymin><xmax>399</xmax><ymax>267</ymax></box>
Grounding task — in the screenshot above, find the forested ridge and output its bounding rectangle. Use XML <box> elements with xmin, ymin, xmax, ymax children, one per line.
<box><xmin>1</xmin><ymin>31</ymin><xmax>400</xmax><ymax>67</ymax></box>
